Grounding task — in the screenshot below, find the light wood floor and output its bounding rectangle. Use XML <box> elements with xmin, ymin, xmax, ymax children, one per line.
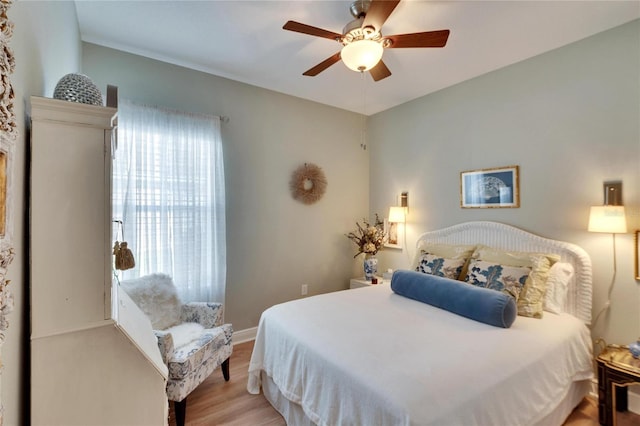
<box><xmin>169</xmin><ymin>341</ymin><xmax>285</xmax><ymax>426</ymax></box>
<box><xmin>171</xmin><ymin>341</ymin><xmax>637</xmax><ymax>426</ymax></box>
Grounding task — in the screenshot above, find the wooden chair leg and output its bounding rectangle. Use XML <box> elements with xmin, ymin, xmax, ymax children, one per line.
<box><xmin>174</xmin><ymin>398</ymin><xmax>187</xmax><ymax>426</ymax></box>
<box><xmin>222</xmin><ymin>357</ymin><xmax>230</xmax><ymax>381</ymax></box>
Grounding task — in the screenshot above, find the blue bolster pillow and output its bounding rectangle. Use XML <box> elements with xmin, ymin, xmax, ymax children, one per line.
<box><xmin>391</xmin><ymin>270</ymin><xmax>517</xmax><ymax>328</ymax></box>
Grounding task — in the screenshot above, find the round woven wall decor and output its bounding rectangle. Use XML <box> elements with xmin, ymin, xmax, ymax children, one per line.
<box><xmin>290</xmin><ymin>163</ymin><xmax>327</xmax><ymax>205</ymax></box>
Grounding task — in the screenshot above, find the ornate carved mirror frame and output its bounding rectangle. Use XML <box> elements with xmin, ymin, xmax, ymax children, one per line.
<box><xmin>0</xmin><ymin>1</ymin><xmax>17</xmax><ymax>423</ymax></box>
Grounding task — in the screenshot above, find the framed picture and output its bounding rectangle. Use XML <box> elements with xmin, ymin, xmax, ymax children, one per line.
<box><xmin>384</xmin><ymin>219</ymin><xmax>402</xmax><ymax>249</ymax></box>
<box><xmin>635</xmin><ymin>230</ymin><xmax>640</xmax><ymax>280</ymax></box>
<box><xmin>460</xmin><ymin>165</ymin><xmax>520</xmax><ymax>208</ymax></box>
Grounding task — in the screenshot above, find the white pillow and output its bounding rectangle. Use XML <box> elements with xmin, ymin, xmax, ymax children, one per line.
<box><xmin>543</xmin><ymin>262</ymin><xmax>574</xmax><ymax>314</ymax></box>
<box><xmin>165</xmin><ymin>322</ymin><xmax>205</xmax><ymax>348</ymax></box>
<box><xmin>120</xmin><ymin>273</ymin><xmax>182</xmax><ymax>330</ymax></box>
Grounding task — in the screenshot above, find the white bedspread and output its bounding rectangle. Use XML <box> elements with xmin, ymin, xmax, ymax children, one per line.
<box><xmin>248</xmin><ymin>284</ymin><xmax>593</xmax><ymax>426</ymax></box>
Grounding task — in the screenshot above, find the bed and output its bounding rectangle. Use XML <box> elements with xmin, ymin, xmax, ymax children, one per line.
<box><xmin>247</xmin><ymin>221</ymin><xmax>594</xmax><ymax>425</ymax></box>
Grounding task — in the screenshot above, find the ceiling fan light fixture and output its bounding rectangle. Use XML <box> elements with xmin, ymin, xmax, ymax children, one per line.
<box><xmin>283</xmin><ymin>0</ymin><xmax>450</xmax><ymax>81</ymax></box>
<box><xmin>341</xmin><ymin>39</ymin><xmax>383</xmax><ymax>72</ymax></box>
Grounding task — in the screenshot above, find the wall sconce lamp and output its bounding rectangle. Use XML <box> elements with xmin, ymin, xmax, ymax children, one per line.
<box><xmin>388</xmin><ymin>207</ymin><xmax>406</xmax><ymax>223</ymax></box>
<box><xmin>387</xmin><ymin>192</ymin><xmax>409</xmax><ymax>250</ymax></box>
<box><xmin>588</xmin><ymin>181</ymin><xmax>627</xmax><ymax>233</ymax></box>
<box><xmin>388</xmin><ymin>191</ymin><xmax>409</xmax><ymax>223</ymax></box>
<box><xmin>588</xmin><ymin>205</ymin><xmax>627</xmax><ymax>234</ymax></box>
<box><xmin>588</xmin><ymin>181</ymin><xmax>627</xmax><ymax>328</ymax></box>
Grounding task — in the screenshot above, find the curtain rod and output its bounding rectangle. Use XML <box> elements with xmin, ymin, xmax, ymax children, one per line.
<box><xmin>109</xmin><ymin>89</ymin><xmax>230</xmax><ymax>123</ymax></box>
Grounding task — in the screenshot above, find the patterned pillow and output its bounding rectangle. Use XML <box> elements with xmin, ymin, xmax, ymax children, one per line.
<box><xmin>465</xmin><ymin>259</ymin><xmax>531</xmax><ymax>301</ymax></box>
<box><xmin>415</xmin><ymin>253</ymin><xmax>466</xmax><ymax>280</ymax></box>
<box><xmin>411</xmin><ymin>243</ymin><xmax>476</xmax><ymax>280</ymax></box>
<box><xmin>471</xmin><ymin>246</ymin><xmax>560</xmax><ymax>318</ymax></box>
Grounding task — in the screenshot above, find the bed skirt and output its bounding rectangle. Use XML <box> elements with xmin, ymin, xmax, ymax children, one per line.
<box><xmin>260</xmin><ymin>370</ymin><xmax>591</xmax><ymax>426</ymax></box>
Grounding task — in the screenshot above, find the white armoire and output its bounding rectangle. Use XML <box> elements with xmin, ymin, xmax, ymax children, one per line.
<box><xmin>29</xmin><ymin>96</ymin><xmax>168</xmax><ymax>425</ymax></box>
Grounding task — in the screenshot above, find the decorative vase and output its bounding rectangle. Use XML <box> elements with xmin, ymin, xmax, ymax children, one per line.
<box><xmin>364</xmin><ymin>253</ymin><xmax>378</xmax><ymax>281</ymax></box>
<box><xmin>53</xmin><ymin>73</ymin><xmax>103</xmax><ymax>106</ymax></box>
<box><xmin>629</xmin><ymin>339</ymin><xmax>640</xmax><ymax>359</ymax></box>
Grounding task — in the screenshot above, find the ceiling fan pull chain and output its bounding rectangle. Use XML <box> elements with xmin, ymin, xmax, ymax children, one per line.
<box><xmin>360</xmin><ymin>71</ymin><xmax>367</xmax><ymax>151</ymax></box>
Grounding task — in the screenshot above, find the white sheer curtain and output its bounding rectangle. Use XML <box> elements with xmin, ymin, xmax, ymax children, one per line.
<box><xmin>113</xmin><ymin>98</ymin><xmax>226</xmax><ymax>304</ymax></box>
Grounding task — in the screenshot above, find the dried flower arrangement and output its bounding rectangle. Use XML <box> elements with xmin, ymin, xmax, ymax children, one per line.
<box><xmin>345</xmin><ymin>214</ymin><xmax>386</xmax><ymax>258</ymax></box>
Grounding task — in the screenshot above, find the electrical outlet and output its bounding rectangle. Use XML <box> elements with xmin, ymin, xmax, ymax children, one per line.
<box><xmin>301</xmin><ymin>284</ymin><xmax>308</xmax><ymax>296</ymax></box>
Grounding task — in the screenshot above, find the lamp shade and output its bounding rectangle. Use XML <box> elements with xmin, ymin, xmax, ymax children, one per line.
<box><xmin>588</xmin><ymin>205</ymin><xmax>627</xmax><ymax>233</ymax></box>
<box><xmin>341</xmin><ymin>40</ymin><xmax>383</xmax><ymax>72</ymax></box>
<box><xmin>388</xmin><ymin>206</ymin><xmax>406</xmax><ymax>223</ymax></box>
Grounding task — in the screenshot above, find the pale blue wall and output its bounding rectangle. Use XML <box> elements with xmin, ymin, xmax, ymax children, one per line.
<box><xmin>82</xmin><ymin>43</ymin><xmax>369</xmax><ymax>331</ymax></box>
<box><xmin>369</xmin><ymin>20</ymin><xmax>640</xmax><ymax>345</ymax></box>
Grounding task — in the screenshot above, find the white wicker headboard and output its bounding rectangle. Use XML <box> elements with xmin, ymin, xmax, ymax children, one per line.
<box><xmin>415</xmin><ymin>221</ymin><xmax>593</xmax><ymax>324</ymax></box>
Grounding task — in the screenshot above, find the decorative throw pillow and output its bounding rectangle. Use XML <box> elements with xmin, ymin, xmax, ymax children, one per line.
<box><xmin>411</xmin><ymin>243</ymin><xmax>476</xmax><ymax>280</ymax></box>
<box><xmin>543</xmin><ymin>262</ymin><xmax>574</xmax><ymax>314</ymax></box>
<box><xmin>391</xmin><ymin>270</ymin><xmax>517</xmax><ymax>328</ymax></box>
<box><xmin>465</xmin><ymin>259</ymin><xmax>531</xmax><ymax>301</ymax></box>
<box><xmin>471</xmin><ymin>246</ymin><xmax>560</xmax><ymax>318</ymax></box>
<box><xmin>120</xmin><ymin>273</ymin><xmax>182</xmax><ymax>330</ymax></box>
<box><xmin>415</xmin><ymin>253</ymin><xmax>466</xmax><ymax>280</ymax></box>
<box><xmin>164</xmin><ymin>322</ymin><xmax>205</xmax><ymax>349</ymax></box>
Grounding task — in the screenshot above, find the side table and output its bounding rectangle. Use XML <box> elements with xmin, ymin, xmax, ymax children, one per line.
<box><xmin>349</xmin><ymin>277</ymin><xmax>388</xmax><ymax>289</ymax></box>
<box><xmin>596</xmin><ymin>345</ymin><xmax>640</xmax><ymax>425</ymax></box>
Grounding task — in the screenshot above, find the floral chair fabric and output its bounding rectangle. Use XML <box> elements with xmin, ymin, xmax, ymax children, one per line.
<box><xmin>120</xmin><ymin>274</ymin><xmax>232</xmax><ymax>426</ymax></box>
<box><xmin>156</xmin><ymin>304</ymin><xmax>233</xmax><ymax>399</ymax></box>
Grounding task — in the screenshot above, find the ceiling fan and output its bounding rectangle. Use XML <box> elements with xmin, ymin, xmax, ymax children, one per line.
<box><xmin>283</xmin><ymin>0</ymin><xmax>450</xmax><ymax>82</ymax></box>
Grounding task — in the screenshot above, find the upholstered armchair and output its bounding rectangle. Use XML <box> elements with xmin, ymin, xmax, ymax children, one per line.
<box><xmin>120</xmin><ymin>273</ymin><xmax>233</xmax><ymax>426</ymax></box>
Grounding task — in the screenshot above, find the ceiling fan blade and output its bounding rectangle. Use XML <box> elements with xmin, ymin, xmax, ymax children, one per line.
<box><xmin>369</xmin><ymin>60</ymin><xmax>391</xmax><ymax>82</ymax></box>
<box><xmin>303</xmin><ymin>52</ymin><xmax>342</xmax><ymax>76</ymax></box>
<box><xmin>362</xmin><ymin>0</ymin><xmax>400</xmax><ymax>32</ymax></box>
<box><xmin>385</xmin><ymin>30</ymin><xmax>450</xmax><ymax>48</ymax></box>
<box><xmin>283</xmin><ymin>21</ymin><xmax>342</xmax><ymax>41</ymax></box>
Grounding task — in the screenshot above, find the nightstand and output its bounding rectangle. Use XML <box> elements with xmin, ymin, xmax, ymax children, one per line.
<box><xmin>349</xmin><ymin>277</ymin><xmax>388</xmax><ymax>289</ymax></box>
<box><xmin>596</xmin><ymin>345</ymin><xmax>640</xmax><ymax>425</ymax></box>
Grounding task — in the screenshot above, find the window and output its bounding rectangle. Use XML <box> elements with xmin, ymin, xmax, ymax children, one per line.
<box><xmin>113</xmin><ymin>99</ymin><xmax>226</xmax><ymax>303</ymax></box>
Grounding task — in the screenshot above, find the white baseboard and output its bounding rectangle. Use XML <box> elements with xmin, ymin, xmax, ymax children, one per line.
<box><xmin>233</xmin><ymin>327</ymin><xmax>257</xmax><ymax>345</ymax></box>
<box><xmin>591</xmin><ymin>378</ymin><xmax>640</xmax><ymax>415</ymax></box>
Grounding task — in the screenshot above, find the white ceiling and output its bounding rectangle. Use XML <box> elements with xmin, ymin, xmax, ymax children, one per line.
<box><xmin>75</xmin><ymin>0</ymin><xmax>640</xmax><ymax>115</ymax></box>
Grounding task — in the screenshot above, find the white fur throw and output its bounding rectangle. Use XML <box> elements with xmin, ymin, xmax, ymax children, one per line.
<box><xmin>120</xmin><ymin>273</ymin><xmax>182</xmax><ymax>330</ymax></box>
<box><xmin>165</xmin><ymin>322</ymin><xmax>205</xmax><ymax>348</ymax></box>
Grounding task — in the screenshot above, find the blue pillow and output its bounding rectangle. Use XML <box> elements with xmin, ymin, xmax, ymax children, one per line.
<box><xmin>390</xmin><ymin>270</ymin><xmax>517</xmax><ymax>328</ymax></box>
